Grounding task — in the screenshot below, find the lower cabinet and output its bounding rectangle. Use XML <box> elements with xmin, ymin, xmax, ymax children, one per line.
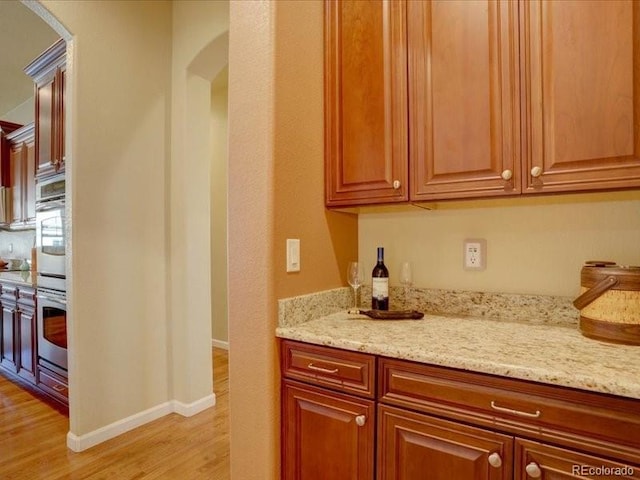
<box><xmin>378</xmin><ymin>405</ymin><xmax>640</xmax><ymax>480</ymax></box>
<box><xmin>283</xmin><ymin>381</ymin><xmax>375</xmax><ymax>480</ymax></box>
<box><xmin>377</xmin><ymin>404</ymin><xmax>512</xmax><ymax>480</ymax></box>
<box><xmin>280</xmin><ymin>339</ymin><xmax>640</xmax><ymax>480</ymax></box>
<box><xmin>0</xmin><ymin>282</ymin><xmax>67</xmax><ymax>408</ymax></box>
<box><xmin>16</xmin><ymin>287</ymin><xmax>37</xmax><ymax>384</ymax></box>
<box><xmin>0</xmin><ymin>285</ymin><xmax>19</xmax><ymax>372</ymax></box>
<box><xmin>515</xmin><ymin>438</ymin><xmax>640</xmax><ymax>480</ymax></box>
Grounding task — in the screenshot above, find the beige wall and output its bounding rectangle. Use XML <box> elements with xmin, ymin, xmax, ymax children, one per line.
<box><xmin>41</xmin><ymin>0</ymin><xmax>172</xmax><ymax>435</ymax></box>
<box><xmin>211</xmin><ymin>79</ymin><xmax>228</xmax><ymax>344</ymax></box>
<box><xmin>228</xmin><ymin>0</ymin><xmax>357</xmax><ymax>477</ymax></box>
<box><xmin>273</xmin><ymin>2</ymin><xmax>358</xmax><ymax>299</ymax></box>
<box><xmin>2</xmin><ymin>97</ymin><xmax>34</xmax><ymax>124</ymax></box>
<box><xmin>360</xmin><ymin>192</ymin><xmax>640</xmax><ymax>297</ymax></box>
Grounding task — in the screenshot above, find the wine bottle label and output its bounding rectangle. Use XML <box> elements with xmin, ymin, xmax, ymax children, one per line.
<box><xmin>372</xmin><ymin>278</ymin><xmax>389</xmax><ymax>300</ymax></box>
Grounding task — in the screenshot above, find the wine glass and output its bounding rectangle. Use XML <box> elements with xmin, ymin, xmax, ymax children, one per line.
<box><xmin>347</xmin><ymin>261</ymin><xmax>363</xmax><ymax>310</ymax></box>
<box><xmin>399</xmin><ymin>261</ymin><xmax>413</xmax><ymax>306</ymax></box>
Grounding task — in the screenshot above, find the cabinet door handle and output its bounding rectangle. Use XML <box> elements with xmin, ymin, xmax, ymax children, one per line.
<box><xmin>530</xmin><ymin>166</ymin><xmax>542</xmax><ymax>178</ymax></box>
<box><xmin>488</xmin><ymin>452</ymin><xmax>502</xmax><ymax>468</ymax></box>
<box><xmin>501</xmin><ymin>169</ymin><xmax>513</xmax><ymax>181</ymax></box>
<box><xmin>525</xmin><ymin>462</ymin><xmax>542</xmax><ymax>478</ymax></box>
<box><xmin>392</xmin><ymin>180</ymin><xmax>401</xmax><ymax>190</ymax></box>
<box><xmin>355</xmin><ymin>415</ymin><xmax>366</xmax><ymax>427</ymax></box>
<box><xmin>307</xmin><ymin>363</ymin><xmax>339</xmax><ymax>374</ymax></box>
<box><xmin>490</xmin><ymin>401</ymin><xmax>541</xmax><ymax>418</ymax></box>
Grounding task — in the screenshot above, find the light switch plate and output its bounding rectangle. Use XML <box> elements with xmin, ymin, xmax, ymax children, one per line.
<box><xmin>286</xmin><ymin>239</ymin><xmax>300</xmax><ymax>272</ymax></box>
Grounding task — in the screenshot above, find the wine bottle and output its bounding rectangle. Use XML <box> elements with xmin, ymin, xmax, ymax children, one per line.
<box><xmin>371</xmin><ymin>247</ymin><xmax>389</xmax><ymax>310</ymax></box>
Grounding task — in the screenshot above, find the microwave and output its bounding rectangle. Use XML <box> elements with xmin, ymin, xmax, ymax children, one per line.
<box><xmin>36</xmin><ymin>174</ymin><xmax>66</xmax><ymax>205</ymax></box>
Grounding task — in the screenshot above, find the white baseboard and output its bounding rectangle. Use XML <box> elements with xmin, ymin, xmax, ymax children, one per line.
<box><xmin>211</xmin><ymin>338</ymin><xmax>229</xmax><ymax>350</ymax></box>
<box><xmin>66</xmin><ymin>393</ymin><xmax>216</xmax><ymax>452</ymax></box>
<box><xmin>172</xmin><ymin>393</ymin><xmax>216</xmax><ymax>417</ymax></box>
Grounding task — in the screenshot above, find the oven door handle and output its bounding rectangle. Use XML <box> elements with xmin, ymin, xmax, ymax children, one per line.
<box><xmin>37</xmin><ymin>294</ymin><xmax>67</xmax><ymax>305</ymax></box>
<box><xmin>36</xmin><ymin>200</ymin><xmax>65</xmax><ymax>212</ymax></box>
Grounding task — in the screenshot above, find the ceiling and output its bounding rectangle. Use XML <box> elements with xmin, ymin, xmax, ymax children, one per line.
<box><xmin>0</xmin><ymin>1</ymin><xmax>60</xmax><ymax>118</ymax></box>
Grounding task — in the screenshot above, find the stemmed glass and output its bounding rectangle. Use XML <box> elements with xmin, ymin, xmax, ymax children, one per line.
<box><xmin>399</xmin><ymin>261</ymin><xmax>413</xmax><ymax>306</ymax></box>
<box><xmin>347</xmin><ymin>261</ymin><xmax>363</xmax><ymax>310</ymax></box>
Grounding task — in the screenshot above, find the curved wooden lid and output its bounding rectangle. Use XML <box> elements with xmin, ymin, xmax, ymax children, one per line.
<box><xmin>581</xmin><ymin>262</ymin><xmax>640</xmax><ymax>291</ymax></box>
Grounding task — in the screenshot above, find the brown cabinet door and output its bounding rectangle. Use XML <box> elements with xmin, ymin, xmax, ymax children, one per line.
<box><xmin>55</xmin><ymin>65</ymin><xmax>66</xmax><ymax>173</ymax></box>
<box><xmin>9</xmin><ymin>141</ymin><xmax>25</xmax><ymax>224</ymax></box>
<box><xmin>521</xmin><ymin>0</ymin><xmax>640</xmax><ymax>193</ymax></box>
<box><xmin>24</xmin><ymin>134</ymin><xmax>36</xmax><ymax>223</ymax></box>
<box><xmin>7</xmin><ymin>124</ymin><xmax>36</xmax><ymax>226</ymax></box>
<box><xmin>515</xmin><ymin>438</ymin><xmax>640</xmax><ymax>479</ymax></box>
<box><xmin>17</xmin><ymin>306</ymin><xmax>36</xmax><ymax>384</ymax></box>
<box><xmin>325</xmin><ymin>0</ymin><xmax>408</xmax><ymax>206</ymax></box>
<box><xmin>377</xmin><ymin>404</ymin><xmax>513</xmax><ymax>480</ymax></box>
<box><xmin>34</xmin><ymin>68</ymin><xmax>58</xmax><ymax>179</ymax></box>
<box><xmin>283</xmin><ymin>380</ymin><xmax>375</xmax><ymax>480</ymax></box>
<box><xmin>409</xmin><ymin>0</ymin><xmax>521</xmax><ymax>201</ymax></box>
<box><xmin>0</xmin><ymin>304</ymin><xmax>17</xmax><ymax>372</ymax></box>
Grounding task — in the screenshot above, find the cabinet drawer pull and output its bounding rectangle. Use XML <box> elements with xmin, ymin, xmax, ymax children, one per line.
<box><xmin>307</xmin><ymin>363</ymin><xmax>339</xmax><ymax>374</ymax></box>
<box><xmin>52</xmin><ymin>384</ymin><xmax>66</xmax><ymax>392</ymax></box>
<box><xmin>490</xmin><ymin>401</ymin><xmax>541</xmax><ymax>418</ymax></box>
<box><xmin>487</xmin><ymin>452</ymin><xmax>502</xmax><ymax>468</ymax></box>
<box><xmin>355</xmin><ymin>415</ymin><xmax>366</xmax><ymax>427</ymax></box>
<box><xmin>525</xmin><ymin>462</ymin><xmax>542</xmax><ymax>478</ymax></box>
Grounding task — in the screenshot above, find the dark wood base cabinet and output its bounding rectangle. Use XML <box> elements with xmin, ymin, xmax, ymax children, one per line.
<box><xmin>0</xmin><ymin>283</ymin><xmax>68</xmax><ymax>410</ymax></box>
<box><xmin>280</xmin><ymin>339</ymin><xmax>640</xmax><ymax>480</ymax></box>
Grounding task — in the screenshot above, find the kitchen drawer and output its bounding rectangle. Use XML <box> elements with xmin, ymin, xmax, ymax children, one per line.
<box><xmin>379</xmin><ymin>357</ymin><xmax>640</xmax><ymax>465</ymax></box>
<box><xmin>281</xmin><ymin>340</ymin><xmax>375</xmax><ymax>398</ymax></box>
<box><xmin>38</xmin><ymin>364</ymin><xmax>68</xmax><ymax>402</ymax></box>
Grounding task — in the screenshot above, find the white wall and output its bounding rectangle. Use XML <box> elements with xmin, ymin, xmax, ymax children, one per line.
<box><xmin>359</xmin><ymin>192</ymin><xmax>640</xmax><ymax>297</ymax></box>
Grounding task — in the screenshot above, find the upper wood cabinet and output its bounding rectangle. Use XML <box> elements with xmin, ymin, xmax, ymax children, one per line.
<box><xmin>7</xmin><ymin>124</ymin><xmax>36</xmax><ymax>227</ymax></box>
<box><xmin>409</xmin><ymin>0</ymin><xmax>521</xmax><ymax>201</ymax></box>
<box><xmin>0</xmin><ymin>120</ymin><xmax>23</xmax><ymax>188</ymax></box>
<box><xmin>325</xmin><ymin>0</ymin><xmax>640</xmax><ymax>206</ymax></box>
<box><xmin>325</xmin><ymin>0</ymin><xmax>408</xmax><ymax>207</ymax></box>
<box><xmin>521</xmin><ymin>0</ymin><xmax>640</xmax><ymax>193</ymax></box>
<box><xmin>25</xmin><ymin>39</ymin><xmax>66</xmax><ymax>180</ymax></box>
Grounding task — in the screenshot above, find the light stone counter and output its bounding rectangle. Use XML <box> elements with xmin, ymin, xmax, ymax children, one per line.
<box><xmin>276</xmin><ymin>288</ymin><xmax>640</xmax><ymax>401</ymax></box>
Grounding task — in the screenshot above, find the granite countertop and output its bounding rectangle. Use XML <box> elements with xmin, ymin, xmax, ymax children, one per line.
<box><xmin>276</xmin><ymin>288</ymin><xmax>640</xmax><ymax>401</ymax></box>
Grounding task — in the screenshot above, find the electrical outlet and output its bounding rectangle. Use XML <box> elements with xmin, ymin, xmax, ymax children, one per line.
<box><xmin>463</xmin><ymin>239</ymin><xmax>486</xmax><ymax>271</ymax></box>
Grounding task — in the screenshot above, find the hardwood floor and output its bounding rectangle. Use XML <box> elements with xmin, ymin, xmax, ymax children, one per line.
<box><xmin>0</xmin><ymin>348</ymin><xmax>229</xmax><ymax>479</ymax></box>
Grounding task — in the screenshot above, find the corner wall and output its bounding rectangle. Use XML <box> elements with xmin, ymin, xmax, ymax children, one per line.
<box><xmin>227</xmin><ymin>0</ymin><xmax>357</xmax><ymax>477</ymax></box>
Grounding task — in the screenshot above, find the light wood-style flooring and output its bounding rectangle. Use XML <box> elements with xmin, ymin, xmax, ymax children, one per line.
<box><xmin>0</xmin><ymin>348</ymin><xmax>229</xmax><ymax>479</ymax></box>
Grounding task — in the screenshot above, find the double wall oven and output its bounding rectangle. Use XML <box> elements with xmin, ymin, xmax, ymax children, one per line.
<box><xmin>35</xmin><ymin>174</ymin><xmax>67</xmax><ymax>375</ymax></box>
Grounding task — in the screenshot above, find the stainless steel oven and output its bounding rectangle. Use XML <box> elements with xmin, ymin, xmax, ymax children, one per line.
<box><xmin>36</xmin><ymin>175</ymin><xmax>66</xmax><ymax>291</ymax></box>
<box><xmin>37</xmin><ymin>287</ymin><xmax>67</xmax><ymax>373</ymax></box>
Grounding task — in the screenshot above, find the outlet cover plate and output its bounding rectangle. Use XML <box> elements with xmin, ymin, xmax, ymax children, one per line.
<box><xmin>463</xmin><ymin>238</ymin><xmax>486</xmax><ymax>271</ymax></box>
